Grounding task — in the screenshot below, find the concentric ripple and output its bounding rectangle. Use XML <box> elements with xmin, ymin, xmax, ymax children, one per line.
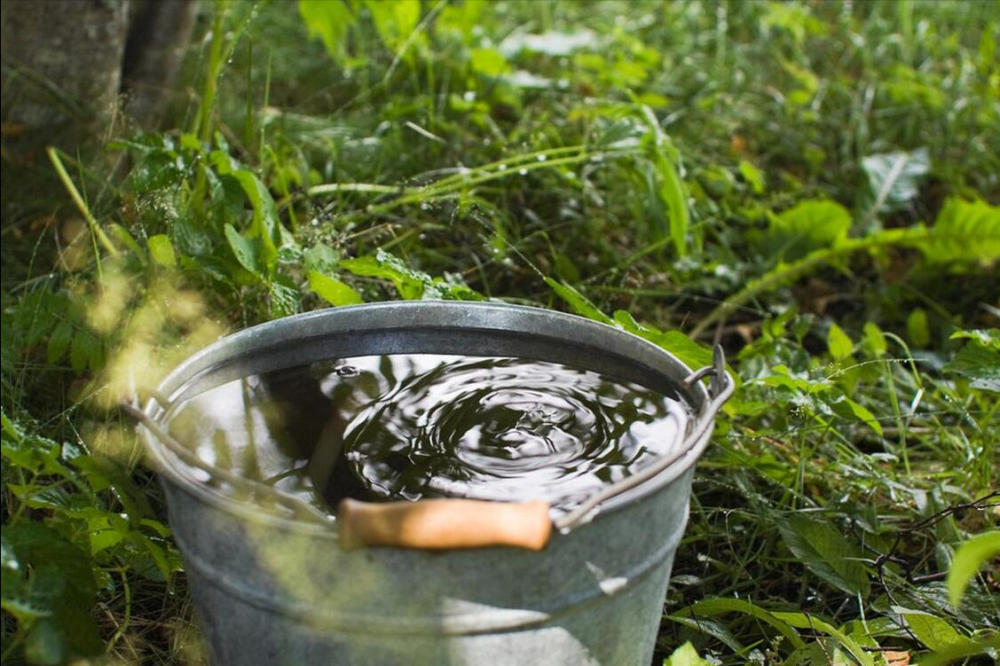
<box><xmin>338</xmin><ymin>355</ymin><xmax>688</xmax><ymax>507</ymax></box>
<box><xmin>165</xmin><ymin>354</ymin><xmax>690</xmax><ymax>513</ymax></box>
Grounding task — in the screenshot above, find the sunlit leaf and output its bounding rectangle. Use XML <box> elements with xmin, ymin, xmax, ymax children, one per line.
<box><xmin>308</xmin><ymin>271</ymin><xmax>363</xmax><ymax>307</ymax></box>
<box><xmin>147</xmin><ymin>234</ymin><xmax>177</xmax><ymax>268</ymax></box>
<box><xmin>768</xmin><ymin>199</ymin><xmax>851</xmax><ymax>261</ymax></box>
<box><xmin>862</xmin><ymin>322</ymin><xmax>887</xmax><ymax>357</ymax></box>
<box><xmin>827</xmin><ymin>323</ymin><xmax>853</xmax><ymax>361</ymax></box>
<box><xmin>544</xmin><ymin>278</ymin><xmax>612</xmax><ymax>324</ymax></box>
<box><xmin>903</xmin><ymin>611</ymin><xmax>972</xmax><ymax>652</ymax></box>
<box><xmin>772</xmin><ymin>611</ymin><xmax>874</xmax><ymax>666</ymax></box>
<box><xmin>613</xmin><ymin>310</ymin><xmax>719</xmax><ymax>375</ymax></box>
<box><xmin>739</xmin><ymin>159</ymin><xmax>765</xmax><ymax>195</ymax></box>
<box><xmin>298</xmin><ymin>0</ymin><xmax>356</xmax><ymax>63</ymax></box>
<box><xmin>946</xmin><ymin>531</ymin><xmax>1000</xmax><ymax>606</ymax></box>
<box><xmin>664</xmin><ymin>642</ymin><xmax>712</xmax><ymax>666</ymax></box>
<box><xmin>470</xmin><ymin>48</ymin><xmax>509</xmax><ymax>77</ymax></box>
<box><xmin>915</xmin><ymin>198</ymin><xmax>1000</xmax><ymax>266</ymax></box>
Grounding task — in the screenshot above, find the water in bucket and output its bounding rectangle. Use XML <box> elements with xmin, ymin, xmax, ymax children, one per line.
<box><xmin>165</xmin><ymin>354</ymin><xmax>692</xmax><ymax>515</ymax></box>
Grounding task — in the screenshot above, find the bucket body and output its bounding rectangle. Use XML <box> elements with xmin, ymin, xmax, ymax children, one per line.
<box><xmin>141</xmin><ymin>302</ymin><xmax>728</xmax><ymax>666</ymax></box>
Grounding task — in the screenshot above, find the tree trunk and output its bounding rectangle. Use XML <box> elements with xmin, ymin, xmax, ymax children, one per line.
<box><xmin>1</xmin><ymin>0</ymin><xmax>131</xmax><ymax>132</ymax></box>
<box><xmin>123</xmin><ymin>0</ymin><xmax>201</xmax><ymax>128</ymax></box>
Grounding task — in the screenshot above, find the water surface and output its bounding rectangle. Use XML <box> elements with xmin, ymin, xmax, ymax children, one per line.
<box><xmin>166</xmin><ymin>354</ymin><xmax>690</xmax><ymax>513</ymax></box>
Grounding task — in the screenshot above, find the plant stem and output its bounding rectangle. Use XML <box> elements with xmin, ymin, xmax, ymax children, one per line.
<box><xmin>47</xmin><ymin>147</ymin><xmax>119</xmax><ymax>258</ymax></box>
<box><xmin>198</xmin><ymin>0</ymin><xmax>230</xmax><ymax>144</ymax></box>
<box><xmin>689</xmin><ymin>228</ymin><xmax>932</xmax><ymax>338</ymax></box>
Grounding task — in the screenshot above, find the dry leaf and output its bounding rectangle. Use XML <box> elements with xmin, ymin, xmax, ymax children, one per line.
<box><xmin>884</xmin><ymin>650</ymin><xmax>910</xmax><ymax>666</ymax></box>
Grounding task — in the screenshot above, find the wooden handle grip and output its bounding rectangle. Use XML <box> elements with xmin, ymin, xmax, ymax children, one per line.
<box><xmin>337</xmin><ymin>498</ymin><xmax>553</xmax><ymax>551</ymax></box>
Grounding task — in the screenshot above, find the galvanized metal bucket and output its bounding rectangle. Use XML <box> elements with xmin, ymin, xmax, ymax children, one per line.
<box><xmin>132</xmin><ymin>302</ymin><xmax>733</xmax><ymax>666</ymax></box>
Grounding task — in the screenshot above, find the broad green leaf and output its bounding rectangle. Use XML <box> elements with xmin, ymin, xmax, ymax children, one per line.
<box><xmin>907</xmin><ymin>308</ymin><xmax>930</xmax><ymax>348</ymax></box>
<box><xmin>664</xmin><ymin>642</ymin><xmax>712</xmax><ymax>666</ymax></box>
<box><xmin>827</xmin><ymin>323</ymin><xmax>853</xmax><ymax>361</ymax></box>
<box><xmin>862</xmin><ymin>322</ymin><xmax>887</xmax><ymax>357</ymax></box>
<box><xmin>211</xmin><ymin>153</ymin><xmax>283</xmax><ymax>275</ymax></box>
<box><xmin>945</xmin><ymin>332</ymin><xmax>1000</xmax><ymax>392</ymax></box>
<box><xmin>299</xmin><ymin>0</ymin><xmax>356</xmax><ymax>63</ymax></box>
<box><xmin>308</xmin><ymin>271</ymin><xmax>363</xmax><ymax>307</ymax></box>
<box><xmin>470</xmin><ymin>48</ymin><xmax>510</xmax><ymax>77</ymax></box>
<box><xmin>3</xmin><ymin>524</ymin><xmax>103</xmax><ymax>663</ymax></box>
<box><xmin>768</xmin><ymin>199</ymin><xmax>851</xmax><ymax>260</ymax></box>
<box><xmin>664</xmin><ymin>615</ymin><xmax>745</xmax><ymax>653</ymax></box>
<box><xmin>341</xmin><ymin>250</ymin><xmax>483</xmax><ymax>301</ymax></box>
<box><xmin>861</xmin><ymin>148</ymin><xmax>930</xmax><ymax>215</ymax></box>
<box><xmin>913</xmin><ymin>634</ymin><xmax>1000</xmax><ymax>666</ymax></box>
<box><xmin>224</xmin><ymin>224</ymin><xmax>261</xmax><ymax>277</ymax></box>
<box><xmin>776</xmin><ymin>514</ymin><xmax>871</xmax><ymax>596</ymax></box>
<box><xmin>437</xmin><ymin>0</ymin><xmax>487</xmax><ymax>37</ymax></box>
<box><xmin>739</xmin><ymin>159</ymin><xmax>765</xmax><ymax>195</ymax></box>
<box><xmin>670</xmin><ymin>597</ymin><xmax>805</xmax><ymax>649</ymax></box>
<box><xmin>917</xmin><ymin>197</ymin><xmax>1000</xmax><ymax>265</ymax></box>
<box><xmin>947</xmin><ymin>531</ymin><xmax>1000</xmax><ymax>606</ymax></box>
<box><xmin>366</xmin><ymin>0</ymin><xmax>420</xmax><ymax>52</ymax></box>
<box><xmin>69</xmin><ymin>329</ymin><xmax>101</xmax><ymax>374</ymax></box>
<box><xmin>772</xmin><ymin>612</ymin><xmax>874</xmax><ymax>666</ymax></box>
<box><xmin>269</xmin><ymin>275</ymin><xmax>300</xmax><ymax>319</ymax></box>
<box><xmin>342</xmin><ymin>252</ymin><xmax>428</xmax><ymax>300</ymax></box>
<box><xmin>47</xmin><ymin>320</ymin><xmax>73</xmax><ymax>365</ymax></box>
<box><xmin>658</xmin><ymin>151</ymin><xmax>690</xmax><ymax>257</ymax></box>
<box><xmin>304</xmin><ymin>244</ymin><xmax>340</xmax><ymax>274</ymax></box>
<box><xmin>829</xmin><ymin>396</ymin><xmax>883</xmax><ymax>437</ymax></box>
<box><xmin>147</xmin><ymin>234</ymin><xmax>177</xmax><ymax>267</ymax></box>
<box><xmin>1</xmin><ymin>524</ymin><xmax>97</xmax><ymax>600</ymax></box>
<box><xmin>126</xmin><ymin>150</ymin><xmax>185</xmax><ymax>193</ymax></box>
<box><xmin>613</xmin><ymin>310</ymin><xmax>718</xmax><ymax>374</ymax></box>
<box><xmin>638</xmin><ymin>105</ymin><xmax>690</xmax><ymax>256</ymax></box>
<box><xmin>903</xmin><ymin>612</ymin><xmax>971</xmax><ymax>652</ymax></box>
<box><xmin>950</xmin><ymin>328</ymin><xmax>1000</xmax><ymax>350</ymax></box>
<box><xmin>545</xmin><ymin>278</ymin><xmax>613</xmax><ymax>324</ymax></box>
<box><xmin>24</xmin><ymin>608</ymin><xmax>101</xmax><ymax>665</ymax></box>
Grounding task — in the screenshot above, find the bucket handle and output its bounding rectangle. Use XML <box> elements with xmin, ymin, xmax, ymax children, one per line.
<box><xmin>125</xmin><ymin>346</ymin><xmax>733</xmax><ymax>550</ymax></box>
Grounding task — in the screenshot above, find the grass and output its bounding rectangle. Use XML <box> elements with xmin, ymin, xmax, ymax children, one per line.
<box><xmin>2</xmin><ymin>1</ymin><xmax>999</xmax><ymax>664</ymax></box>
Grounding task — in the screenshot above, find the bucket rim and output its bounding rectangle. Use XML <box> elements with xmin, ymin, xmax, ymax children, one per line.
<box><xmin>139</xmin><ymin>301</ymin><xmax>726</xmax><ymax>538</ymax></box>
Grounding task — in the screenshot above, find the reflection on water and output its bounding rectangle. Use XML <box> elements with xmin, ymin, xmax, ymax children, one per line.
<box><xmin>166</xmin><ymin>355</ymin><xmax>689</xmax><ymax>513</ymax></box>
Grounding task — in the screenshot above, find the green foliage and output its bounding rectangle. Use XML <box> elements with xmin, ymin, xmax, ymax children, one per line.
<box><xmin>947</xmin><ymin>531</ymin><xmax>1000</xmax><ymax>607</ymax></box>
<box><xmin>3</xmin><ymin>0</ymin><xmax>999</xmax><ymax>663</ymax></box>
<box><xmin>768</xmin><ymin>199</ymin><xmax>851</xmax><ymax>261</ymax></box>
<box><xmin>308</xmin><ymin>271</ymin><xmax>363</xmax><ymax>307</ymax></box>
<box><xmin>919</xmin><ymin>197</ymin><xmax>1000</xmax><ymax>266</ymax></box>
<box><xmin>663</xmin><ymin>642</ymin><xmax>712</xmax><ymax>666</ymax></box>
<box><xmin>1</xmin><ymin>410</ymin><xmax>180</xmax><ymax>663</ymax></box>
<box><xmin>944</xmin><ymin>329</ymin><xmax>1000</xmax><ymax>392</ymax></box>
<box><xmin>861</xmin><ymin>148</ymin><xmax>930</xmax><ymax>217</ymax></box>
<box><xmin>2</xmin><ymin>524</ymin><xmax>102</xmax><ymax>664</ymax></box>
<box><xmin>298</xmin><ymin>0</ymin><xmax>354</xmax><ymax>63</ymax></box>
<box><xmin>776</xmin><ymin>514</ymin><xmax>871</xmax><ymax>596</ymax></box>
<box><xmin>341</xmin><ymin>249</ymin><xmax>485</xmax><ymax>301</ymax></box>
<box><xmin>904</xmin><ymin>611</ymin><xmax>974</xmax><ymax>653</ymax></box>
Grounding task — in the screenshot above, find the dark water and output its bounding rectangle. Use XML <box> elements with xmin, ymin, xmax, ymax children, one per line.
<box><xmin>166</xmin><ymin>355</ymin><xmax>690</xmax><ymax>514</ymax></box>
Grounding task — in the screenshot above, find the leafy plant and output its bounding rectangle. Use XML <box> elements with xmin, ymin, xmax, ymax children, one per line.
<box><xmin>2</xmin><ymin>1</ymin><xmax>998</xmax><ymax>663</ymax></box>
